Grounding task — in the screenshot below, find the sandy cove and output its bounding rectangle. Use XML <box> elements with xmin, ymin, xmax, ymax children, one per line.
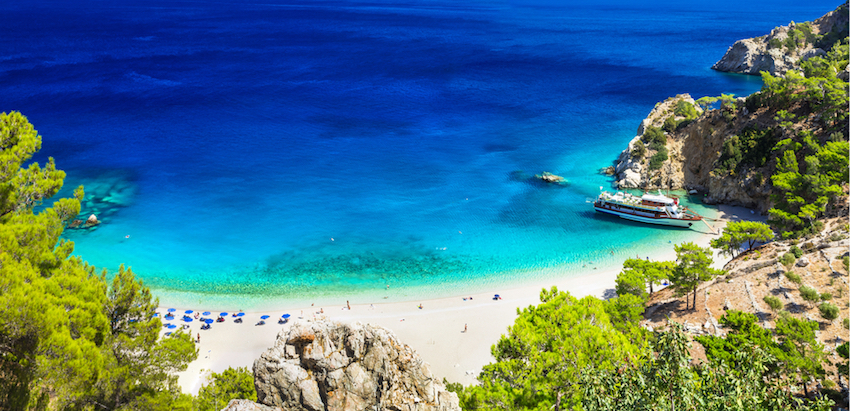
<box><xmin>170</xmin><ymin>204</ymin><xmax>761</xmax><ymax>394</ymax></box>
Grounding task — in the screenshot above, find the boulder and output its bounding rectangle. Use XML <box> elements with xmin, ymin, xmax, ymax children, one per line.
<box><xmin>535</xmin><ymin>172</ymin><xmax>566</xmax><ymax>184</ymax></box>
<box><xmin>86</xmin><ymin>214</ymin><xmax>99</xmax><ymax>224</ymax></box>
<box><xmin>234</xmin><ymin>319</ymin><xmax>461</xmax><ymax>411</ymax></box>
<box><xmin>796</xmin><ymin>256</ymin><xmax>810</xmax><ymax>267</ymax></box>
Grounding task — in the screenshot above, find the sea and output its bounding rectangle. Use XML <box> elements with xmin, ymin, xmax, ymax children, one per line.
<box><xmin>2</xmin><ymin>0</ymin><xmax>837</xmax><ymax>310</ymax></box>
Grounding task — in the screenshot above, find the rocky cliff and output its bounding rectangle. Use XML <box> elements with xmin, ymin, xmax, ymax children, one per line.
<box><xmin>222</xmin><ymin>320</ymin><xmax>460</xmax><ymax>411</ymax></box>
<box><xmin>712</xmin><ymin>2</ymin><xmax>848</xmax><ymax>76</ymax></box>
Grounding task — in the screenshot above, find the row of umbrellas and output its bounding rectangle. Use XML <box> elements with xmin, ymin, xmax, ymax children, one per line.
<box><xmin>159</xmin><ymin>310</ymin><xmax>291</xmax><ymax>322</ymax></box>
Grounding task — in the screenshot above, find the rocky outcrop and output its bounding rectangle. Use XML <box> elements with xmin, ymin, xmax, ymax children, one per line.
<box><xmin>535</xmin><ymin>172</ymin><xmax>566</xmax><ymax>184</ymax></box>
<box><xmin>223</xmin><ymin>320</ymin><xmax>460</xmax><ymax>411</ymax></box>
<box><xmin>614</xmin><ymin>94</ymin><xmax>701</xmax><ymax>190</ymax></box>
<box><xmin>712</xmin><ymin>2</ymin><xmax>849</xmax><ymax>76</ymax></box>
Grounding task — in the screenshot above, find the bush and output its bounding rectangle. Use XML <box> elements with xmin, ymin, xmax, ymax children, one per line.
<box><xmin>820</xmin><ymin>293</ymin><xmax>832</xmax><ymax>301</ymax></box>
<box><xmin>662</xmin><ymin>116</ymin><xmax>679</xmax><ymax>132</ymax></box>
<box><xmin>780</xmin><ymin>252</ymin><xmax>796</xmax><ymax>268</ymax></box>
<box><xmin>648</xmin><ymin>147</ymin><xmax>668</xmax><ymax>171</ymax></box>
<box><xmin>799</xmin><ymin>286</ymin><xmax>820</xmax><ymax>304</ymax></box>
<box><xmin>673</xmin><ymin>100</ymin><xmax>699</xmax><ymax>120</ymax></box>
<box><xmin>783</xmin><ymin>270</ymin><xmax>802</xmax><ymax>284</ymax></box>
<box><xmin>631</xmin><ymin>140</ymin><xmax>646</xmax><ymax>159</ymax></box>
<box><xmin>790</xmin><ymin>245</ymin><xmax>803</xmax><ymax>258</ymax></box>
<box><xmin>843</xmin><ymin>318</ymin><xmax>849</xmax><ymax>329</ymax></box>
<box><xmin>819</xmin><ymin>302</ymin><xmax>839</xmax><ymax>320</ymax></box>
<box><xmin>768</xmin><ymin>38</ymin><xmax>783</xmax><ymax>49</ymax></box>
<box><xmin>642</xmin><ymin>126</ymin><xmax>665</xmax><ymax>148</ymax></box>
<box><xmin>763</xmin><ymin>295</ymin><xmax>783</xmax><ymax>311</ymax></box>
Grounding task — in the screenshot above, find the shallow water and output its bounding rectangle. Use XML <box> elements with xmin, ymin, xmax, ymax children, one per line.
<box><xmin>4</xmin><ymin>0</ymin><xmax>835</xmax><ymax>308</ymax></box>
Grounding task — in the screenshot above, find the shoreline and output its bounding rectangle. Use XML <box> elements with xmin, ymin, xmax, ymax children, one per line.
<box><xmin>170</xmin><ymin>203</ymin><xmax>761</xmax><ymax>394</ymax></box>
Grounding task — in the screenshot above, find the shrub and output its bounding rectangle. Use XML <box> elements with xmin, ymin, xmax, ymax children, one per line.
<box><xmin>673</xmin><ymin>100</ymin><xmax>699</xmax><ymax>120</ymax></box>
<box><xmin>768</xmin><ymin>38</ymin><xmax>783</xmax><ymax>49</ymax></box>
<box><xmin>843</xmin><ymin>256</ymin><xmax>848</xmax><ymax>271</ymax></box>
<box><xmin>819</xmin><ymin>302</ymin><xmax>839</xmax><ymax>320</ymax></box>
<box><xmin>648</xmin><ymin>148</ymin><xmax>668</xmax><ymax>171</ymax></box>
<box><xmin>763</xmin><ymin>295</ymin><xmax>783</xmax><ymax>311</ymax></box>
<box><xmin>820</xmin><ymin>293</ymin><xmax>832</xmax><ymax>301</ymax></box>
<box><xmin>662</xmin><ymin>116</ymin><xmax>679</xmax><ymax>132</ymax></box>
<box><xmin>641</xmin><ymin>126</ymin><xmax>665</xmax><ymax>146</ymax></box>
<box><xmin>783</xmin><ymin>270</ymin><xmax>802</xmax><ymax>284</ymax></box>
<box><xmin>799</xmin><ymin>286</ymin><xmax>820</xmax><ymax>304</ymax></box>
<box><xmin>790</xmin><ymin>245</ymin><xmax>803</xmax><ymax>258</ymax></box>
<box><xmin>631</xmin><ymin>140</ymin><xmax>646</xmax><ymax>159</ymax></box>
<box><xmin>843</xmin><ymin>318</ymin><xmax>849</xmax><ymax>329</ymax></box>
<box><xmin>780</xmin><ymin>252</ymin><xmax>796</xmax><ymax>268</ymax></box>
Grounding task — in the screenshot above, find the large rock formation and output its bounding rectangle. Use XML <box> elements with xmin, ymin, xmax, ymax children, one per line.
<box><xmin>614</xmin><ymin>94</ymin><xmax>701</xmax><ymax>190</ymax></box>
<box><xmin>223</xmin><ymin>320</ymin><xmax>460</xmax><ymax>411</ymax></box>
<box><xmin>712</xmin><ymin>2</ymin><xmax>848</xmax><ymax>76</ymax></box>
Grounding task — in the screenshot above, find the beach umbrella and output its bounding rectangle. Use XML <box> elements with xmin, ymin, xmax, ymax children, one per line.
<box><xmin>167</xmin><ymin>308</ymin><xmax>176</xmax><ymax>312</ymax></box>
<box><xmin>282</xmin><ymin>314</ymin><xmax>291</xmax><ymax>319</ymax></box>
<box><xmin>260</xmin><ymin>315</ymin><xmax>270</xmax><ymax>320</ymax></box>
<box><xmin>153</xmin><ymin>312</ymin><xmax>160</xmax><ymax>317</ymax></box>
<box><xmin>202</xmin><ymin>311</ymin><xmax>211</xmax><ymax>316</ymax></box>
<box><xmin>184</xmin><ymin>318</ymin><xmax>193</xmax><ymax>323</ymax></box>
<box><xmin>184</xmin><ymin>310</ymin><xmax>193</xmax><ymax>314</ymax></box>
<box><xmin>205</xmin><ymin>319</ymin><xmax>214</xmax><ymax>324</ymax></box>
<box><xmin>237</xmin><ymin>312</ymin><xmax>245</xmax><ymax>317</ymax></box>
<box><xmin>220</xmin><ymin>312</ymin><xmax>228</xmax><ymax>317</ymax></box>
<box><xmin>166</xmin><ymin>324</ymin><xmax>177</xmax><ymax>329</ymax></box>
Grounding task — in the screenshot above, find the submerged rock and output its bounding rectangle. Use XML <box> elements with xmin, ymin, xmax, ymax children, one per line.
<box><xmin>225</xmin><ymin>319</ymin><xmax>460</xmax><ymax>411</ymax></box>
<box><xmin>534</xmin><ymin>171</ymin><xmax>566</xmax><ymax>184</ymax></box>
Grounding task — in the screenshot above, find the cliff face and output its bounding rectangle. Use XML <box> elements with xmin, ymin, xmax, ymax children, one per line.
<box><xmin>613</xmin><ymin>93</ymin><xmax>835</xmax><ymax>212</ymax></box>
<box><xmin>712</xmin><ymin>2</ymin><xmax>849</xmax><ymax>76</ymax></box>
<box><xmin>223</xmin><ymin>320</ymin><xmax>460</xmax><ymax>411</ymax></box>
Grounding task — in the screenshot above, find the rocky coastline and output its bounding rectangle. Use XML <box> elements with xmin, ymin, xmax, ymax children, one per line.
<box><xmin>712</xmin><ymin>2</ymin><xmax>848</xmax><ymax>76</ymax></box>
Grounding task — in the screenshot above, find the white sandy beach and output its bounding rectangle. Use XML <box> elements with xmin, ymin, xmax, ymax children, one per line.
<box><xmin>169</xmin><ymin>204</ymin><xmax>761</xmax><ymax>394</ymax></box>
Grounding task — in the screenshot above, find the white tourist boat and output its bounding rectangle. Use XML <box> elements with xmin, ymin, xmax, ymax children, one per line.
<box><xmin>593</xmin><ymin>190</ymin><xmax>702</xmax><ymax>228</ymax></box>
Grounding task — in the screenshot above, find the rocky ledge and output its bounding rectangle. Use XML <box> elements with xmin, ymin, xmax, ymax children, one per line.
<box><xmin>712</xmin><ymin>2</ymin><xmax>848</xmax><ymax>76</ymax></box>
<box><xmin>223</xmin><ymin>320</ymin><xmax>460</xmax><ymax>411</ymax></box>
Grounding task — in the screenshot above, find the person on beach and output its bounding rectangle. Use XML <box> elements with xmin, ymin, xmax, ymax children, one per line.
<box><xmin>464</xmin><ymin>324</ymin><xmax>467</xmax><ymax>333</ymax></box>
<box><xmin>346</xmin><ymin>300</ymin><xmax>351</xmax><ymax>310</ymax></box>
<box><xmin>197</xmin><ymin>333</ymin><xmax>200</xmax><ymax>343</ymax></box>
<box><xmin>418</xmin><ymin>304</ymin><xmax>423</xmax><ymax>309</ymax></box>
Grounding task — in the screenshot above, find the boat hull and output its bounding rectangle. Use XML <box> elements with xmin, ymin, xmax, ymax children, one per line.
<box><xmin>594</xmin><ymin>206</ymin><xmax>696</xmax><ymax>228</ymax></box>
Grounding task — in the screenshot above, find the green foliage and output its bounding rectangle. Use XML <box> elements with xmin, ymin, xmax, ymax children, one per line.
<box><xmin>648</xmin><ymin>146</ymin><xmax>668</xmax><ymax>171</ymax></box>
<box><xmin>583</xmin><ymin>321</ymin><xmax>833</xmax><ymax>411</ymax></box>
<box><xmin>669</xmin><ymin>242</ymin><xmax>721</xmax><ymax>310</ymax></box>
<box><xmin>710</xmin><ymin>220</ymin><xmax>773</xmax><ymax>257</ymax></box>
<box><xmin>763</xmin><ymin>295</ymin><xmax>783</xmax><ymax>311</ymax></box>
<box><xmin>790</xmin><ymin>245</ymin><xmax>803</xmax><ymax>258</ymax></box>
<box><xmin>784</xmin><ymin>270</ymin><xmax>802</xmax><ymax>284</ymax></box>
<box><xmin>196</xmin><ymin>367</ymin><xmax>257</xmax><ymax>411</ymax></box>
<box><xmin>696</xmin><ymin>311</ymin><xmax>782</xmax><ymax>372</ymax></box>
<box><xmin>780</xmin><ymin>252</ymin><xmax>797</xmax><ymax>268</ymax></box>
<box><xmin>775</xmin><ymin>313</ymin><xmax>827</xmax><ymax>397</ymax></box>
<box><xmin>798</xmin><ymin>285</ymin><xmax>820</xmax><ymax>305</ymax></box>
<box><xmin>818</xmin><ymin>302</ymin><xmax>839</xmax><ymax>321</ymax></box>
<box><xmin>641</xmin><ymin>126</ymin><xmax>665</xmax><ymax>148</ymax></box>
<box><xmin>673</xmin><ymin>99</ymin><xmax>699</xmax><ymax>120</ymax></box>
<box><xmin>615</xmin><ymin>266</ymin><xmax>648</xmax><ymax>301</ymax></box>
<box><xmin>631</xmin><ymin>139</ymin><xmax>646</xmax><ymax>159</ymax></box>
<box><xmin>0</xmin><ymin>112</ymin><xmax>198</xmax><ymax>410</ymax></box>
<box><xmin>819</xmin><ymin>292</ymin><xmax>831</xmax><ymax>301</ymax></box>
<box><xmin>714</xmin><ymin>127</ymin><xmax>777</xmax><ymax>175</ymax></box>
<box><xmin>464</xmin><ymin>287</ymin><xmax>644</xmax><ymax>410</ymax></box>
<box><xmin>844</xmin><ymin>318</ymin><xmax>850</xmax><ymax>329</ymax></box>
<box><xmin>768</xmin><ymin>38</ymin><xmax>783</xmax><ymax>49</ymax></box>
<box><xmin>662</xmin><ymin>116</ymin><xmax>679</xmax><ymax>132</ymax></box>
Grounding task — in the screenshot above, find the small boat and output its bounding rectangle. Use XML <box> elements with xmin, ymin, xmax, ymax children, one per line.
<box><xmin>593</xmin><ymin>190</ymin><xmax>702</xmax><ymax>228</ymax></box>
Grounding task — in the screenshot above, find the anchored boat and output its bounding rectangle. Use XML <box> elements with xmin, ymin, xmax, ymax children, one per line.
<box><xmin>593</xmin><ymin>190</ymin><xmax>702</xmax><ymax>228</ymax></box>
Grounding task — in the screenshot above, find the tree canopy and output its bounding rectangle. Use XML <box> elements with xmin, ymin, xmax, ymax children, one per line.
<box><xmin>669</xmin><ymin>242</ymin><xmax>722</xmax><ymax>310</ymax></box>
<box><xmin>0</xmin><ymin>112</ymin><xmax>197</xmax><ymax>410</ymax></box>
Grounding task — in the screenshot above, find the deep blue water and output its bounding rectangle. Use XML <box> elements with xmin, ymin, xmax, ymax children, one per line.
<box><xmin>2</xmin><ymin>0</ymin><xmax>838</xmax><ymax>309</ymax></box>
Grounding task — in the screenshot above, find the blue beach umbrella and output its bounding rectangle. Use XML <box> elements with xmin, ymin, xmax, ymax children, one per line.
<box><xmin>184</xmin><ymin>310</ymin><xmax>193</xmax><ymax>314</ymax></box>
<box><xmin>184</xmin><ymin>318</ymin><xmax>193</xmax><ymax>323</ymax></box>
<box><xmin>205</xmin><ymin>319</ymin><xmax>214</xmax><ymax>324</ymax></box>
<box><xmin>237</xmin><ymin>312</ymin><xmax>245</xmax><ymax>317</ymax></box>
<box><xmin>282</xmin><ymin>314</ymin><xmax>291</xmax><ymax>319</ymax></box>
<box><xmin>167</xmin><ymin>308</ymin><xmax>176</xmax><ymax>312</ymax></box>
<box><xmin>219</xmin><ymin>312</ymin><xmax>228</xmax><ymax>317</ymax></box>
<box><xmin>202</xmin><ymin>311</ymin><xmax>211</xmax><ymax>316</ymax></box>
<box><xmin>153</xmin><ymin>312</ymin><xmax>160</xmax><ymax>317</ymax></box>
<box><xmin>166</xmin><ymin>324</ymin><xmax>176</xmax><ymax>329</ymax></box>
<box><xmin>260</xmin><ymin>315</ymin><xmax>270</xmax><ymax>320</ymax></box>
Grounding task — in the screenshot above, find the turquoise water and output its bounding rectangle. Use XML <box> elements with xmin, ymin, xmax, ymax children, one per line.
<box><xmin>4</xmin><ymin>0</ymin><xmax>835</xmax><ymax>309</ymax></box>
